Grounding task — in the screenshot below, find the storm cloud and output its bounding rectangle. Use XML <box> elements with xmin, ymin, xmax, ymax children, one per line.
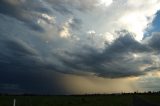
<box><xmin>55</xmin><ymin>31</ymin><xmax>159</xmax><ymax>78</ymax></box>
<box><xmin>0</xmin><ymin>0</ymin><xmax>160</xmax><ymax>94</ymax></box>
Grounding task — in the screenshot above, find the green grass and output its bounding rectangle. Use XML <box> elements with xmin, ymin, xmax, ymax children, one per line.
<box><xmin>0</xmin><ymin>94</ymin><xmax>159</xmax><ymax>106</ymax></box>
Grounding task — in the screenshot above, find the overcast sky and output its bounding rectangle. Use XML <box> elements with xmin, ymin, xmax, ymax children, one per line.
<box><xmin>0</xmin><ymin>0</ymin><xmax>160</xmax><ymax>94</ymax></box>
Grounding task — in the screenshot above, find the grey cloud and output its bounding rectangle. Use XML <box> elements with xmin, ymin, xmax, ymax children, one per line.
<box><xmin>46</xmin><ymin>0</ymin><xmax>98</xmax><ymax>12</ymax></box>
<box><xmin>69</xmin><ymin>18</ymin><xmax>82</xmax><ymax>30</ymax></box>
<box><xmin>106</xmin><ymin>31</ymin><xmax>150</xmax><ymax>53</ymax></box>
<box><xmin>0</xmin><ymin>0</ymin><xmax>97</xmax><ymax>32</ymax></box>
<box><xmin>0</xmin><ymin>14</ymin><xmax>159</xmax><ymax>80</ymax></box>
<box><xmin>54</xmin><ymin>31</ymin><xmax>150</xmax><ymax>78</ymax></box>
<box><xmin>0</xmin><ymin>16</ymin><xmax>69</xmax><ymax>94</ymax></box>
<box><xmin>0</xmin><ymin>0</ymin><xmax>51</xmax><ymax>32</ymax></box>
<box><xmin>5</xmin><ymin>39</ymin><xmax>38</xmax><ymax>56</ymax></box>
<box><xmin>67</xmin><ymin>0</ymin><xmax>98</xmax><ymax>12</ymax></box>
<box><xmin>0</xmin><ymin>40</ymin><xmax>38</xmax><ymax>68</ymax></box>
<box><xmin>47</xmin><ymin>31</ymin><xmax>160</xmax><ymax>78</ymax></box>
<box><xmin>144</xmin><ymin>66</ymin><xmax>160</xmax><ymax>72</ymax></box>
<box><xmin>148</xmin><ymin>32</ymin><xmax>160</xmax><ymax>51</ymax></box>
<box><xmin>51</xmin><ymin>2</ymin><xmax>73</xmax><ymax>15</ymax></box>
<box><xmin>0</xmin><ymin>37</ymin><xmax>68</xmax><ymax>94</ymax></box>
<box><xmin>0</xmin><ymin>0</ymin><xmax>160</xmax><ymax>94</ymax></box>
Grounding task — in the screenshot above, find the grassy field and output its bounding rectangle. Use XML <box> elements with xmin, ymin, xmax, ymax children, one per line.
<box><xmin>139</xmin><ymin>94</ymin><xmax>160</xmax><ymax>104</ymax></box>
<box><xmin>0</xmin><ymin>94</ymin><xmax>159</xmax><ymax>106</ymax></box>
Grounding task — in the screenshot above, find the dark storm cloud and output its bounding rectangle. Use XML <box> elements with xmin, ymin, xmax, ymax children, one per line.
<box><xmin>0</xmin><ymin>63</ymin><xmax>67</xmax><ymax>94</ymax></box>
<box><xmin>0</xmin><ymin>16</ymin><xmax>68</xmax><ymax>94</ymax></box>
<box><xmin>5</xmin><ymin>39</ymin><xmax>37</xmax><ymax>56</ymax></box>
<box><xmin>20</xmin><ymin>31</ymin><xmax>158</xmax><ymax>79</ymax></box>
<box><xmin>0</xmin><ymin>0</ymin><xmax>160</xmax><ymax>94</ymax></box>
<box><xmin>0</xmin><ymin>38</ymin><xmax>68</xmax><ymax>94</ymax></box>
<box><xmin>0</xmin><ymin>13</ymin><xmax>159</xmax><ymax>83</ymax></box>
<box><xmin>148</xmin><ymin>32</ymin><xmax>160</xmax><ymax>51</ymax></box>
<box><xmin>106</xmin><ymin>30</ymin><xmax>150</xmax><ymax>53</ymax></box>
<box><xmin>55</xmin><ymin>31</ymin><xmax>151</xmax><ymax>78</ymax></box>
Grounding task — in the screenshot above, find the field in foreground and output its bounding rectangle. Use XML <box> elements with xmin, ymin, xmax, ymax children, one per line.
<box><xmin>0</xmin><ymin>94</ymin><xmax>160</xmax><ymax>106</ymax></box>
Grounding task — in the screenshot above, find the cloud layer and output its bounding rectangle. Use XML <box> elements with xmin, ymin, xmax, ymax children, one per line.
<box><xmin>0</xmin><ymin>0</ymin><xmax>160</xmax><ymax>94</ymax></box>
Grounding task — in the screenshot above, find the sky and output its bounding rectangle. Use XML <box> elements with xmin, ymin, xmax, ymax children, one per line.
<box><xmin>0</xmin><ymin>0</ymin><xmax>160</xmax><ymax>95</ymax></box>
